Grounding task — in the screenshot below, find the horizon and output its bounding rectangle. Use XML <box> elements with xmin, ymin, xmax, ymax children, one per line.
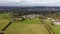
<box><xmin>0</xmin><ymin>0</ymin><xmax>60</xmax><ymax>6</ymax></box>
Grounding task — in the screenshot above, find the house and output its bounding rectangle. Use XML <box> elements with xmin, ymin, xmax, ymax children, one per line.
<box><xmin>47</xmin><ymin>18</ymin><xmax>60</xmax><ymax>25</ymax></box>
<box><xmin>53</xmin><ymin>21</ymin><xmax>60</xmax><ymax>25</ymax></box>
<box><xmin>47</xmin><ymin>18</ymin><xmax>55</xmax><ymax>22</ymax></box>
<box><xmin>21</xmin><ymin>14</ymin><xmax>36</xmax><ymax>19</ymax></box>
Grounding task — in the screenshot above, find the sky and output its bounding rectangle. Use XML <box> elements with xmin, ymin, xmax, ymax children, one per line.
<box><xmin>0</xmin><ymin>0</ymin><xmax>60</xmax><ymax>6</ymax></box>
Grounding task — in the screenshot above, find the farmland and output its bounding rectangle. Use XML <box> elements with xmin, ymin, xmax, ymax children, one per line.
<box><xmin>0</xmin><ymin>13</ymin><xmax>60</xmax><ymax>34</ymax></box>
<box><xmin>46</xmin><ymin>20</ymin><xmax>60</xmax><ymax>34</ymax></box>
<box><xmin>0</xmin><ymin>13</ymin><xmax>49</xmax><ymax>34</ymax></box>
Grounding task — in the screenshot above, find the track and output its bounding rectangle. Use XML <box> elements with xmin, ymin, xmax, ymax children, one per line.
<box><xmin>43</xmin><ymin>23</ymin><xmax>54</xmax><ymax>34</ymax></box>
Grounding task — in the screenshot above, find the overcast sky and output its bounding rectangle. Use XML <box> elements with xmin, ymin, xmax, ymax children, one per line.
<box><xmin>0</xmin><ymin>0</ymin><xmax>60</xmax><ymax>6</ymax></box>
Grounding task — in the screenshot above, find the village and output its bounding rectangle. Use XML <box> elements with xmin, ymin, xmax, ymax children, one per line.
<box><xmin>0</xmin><ymin>7</ymin><xmax>60</xmax><ymax>34</ymax></box>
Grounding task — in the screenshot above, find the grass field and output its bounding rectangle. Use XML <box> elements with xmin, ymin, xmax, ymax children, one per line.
<box><xmin>0</xmin><ymin>19</ymin><xmax>49</xmax><ymax>34</ymax></box>
<box><xmin>4</xmin><ymin>23</ymin><xmax>49</xmax><ymax>34</ymax></box>
<box><xmin>15</xmin><ymin>18</ymin><xmax>41</xmax><ymax>24</ymax></box>
<box><xmin>46</xmin><ymin>19</ymin><xmax>60</xmax><ymax>34</ymax></box>
<box><xmin>0</xmin><ymin>13</ymin><xmax>10</xmax><ymax>31</ymax></box>
<box><xmin>0</xmin><ymin>13</ymin><xmax>49</xmax><ymax>34</ymax></box>
<box><xmin>0</xmin><ymin>19</ymin><xmax>10</xmax><ymax>31</ymax></box>
<box><xmin>0</xmin><ymin>13</ymin><xmax>60</xmax><ymax>34</ymax></box>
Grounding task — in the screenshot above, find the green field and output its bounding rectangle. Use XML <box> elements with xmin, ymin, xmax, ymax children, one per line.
<box><xmin>0</xmin><ymin>13</ymin><xmax>10</xmax><ymax>31</ymax></box>
<box><xmin>45</xmin><ymin>19</ymin><xmax>60</xmax><ymax>34</ymax></box>
<box><xmin>4</xmin><ymin>23</ymin><xmax>49</xmax><ymax>34</ymax></box>
<box><xmin>0</xmin><ymin>13</ymin><xmax>49</xmax><ymax>34</ymax></box>
<box><xmin>0</xmin><ymin>13</ymin><xmax>60</xmax><ymax>34</ymax></box>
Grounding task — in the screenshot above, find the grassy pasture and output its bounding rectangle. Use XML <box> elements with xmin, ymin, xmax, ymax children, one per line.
<box><xmin>4</xmin><ymin>23</ymin><xmax>49</xmax><ymax>34</ymax></box>
<box><xmin>14</xmin><ymin>18</ymin><xmax>41</xmax><ymax>24</ymax></box>
<box><xmin>0</xmin><ymin>13</ymin><xmax>10</xmax><ymax>31</ymax></box>
<box><xmin>45</xmin><ymin>19</ymin><xmax>60</xmax><ymax>34</ymax></box>
<box><xmin>0</xmin><ymin>13</ymin><xmax>60</xmax><ymax>34</ymax></box>
<box><xmin>0</xmin><ymin>19</ymin><xmax>9</xmax><ymax>31</ymax></box>
<box><xmin>0</xmin><ymin>13</ymin><xmax>49</xmax><ymax>34</ymax></box>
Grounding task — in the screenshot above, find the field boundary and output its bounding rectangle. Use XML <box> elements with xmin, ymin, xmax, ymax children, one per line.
<box><xmin>2</xmin><ymin>22</ymin><xmax>12</xmax><ymax>31</ymax></box>
<box><xmin>43</xmin><ymin>23</ymin><xmax>54</xmax><ymax>34</ymax></box>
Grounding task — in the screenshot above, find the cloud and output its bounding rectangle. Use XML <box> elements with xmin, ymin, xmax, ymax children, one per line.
<box><xmin>19</xmin><ymin>0</ymin><xmax>60</xmax><ymax>5</ymax></box>
<box><xmin>0</xmin><ymin>0</ymin><xmax>60</xmax><ymax>6</ymax></box>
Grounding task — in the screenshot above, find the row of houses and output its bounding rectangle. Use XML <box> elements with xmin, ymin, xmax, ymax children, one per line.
<box><xmin>47</xmin><ymin>18</ymin><xmax>60</xmax><ymax>25</ymax></box>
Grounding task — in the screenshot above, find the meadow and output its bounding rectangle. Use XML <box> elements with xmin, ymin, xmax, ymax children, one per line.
<box><xmin>0</xmin><ymin>13</ymin><xmax>60</xmax><ymax>34</ymax></box>
<box><xmin>45</xmin><ymin>19</ymin><xmax>60</xmax><ymax>34</ymax></box>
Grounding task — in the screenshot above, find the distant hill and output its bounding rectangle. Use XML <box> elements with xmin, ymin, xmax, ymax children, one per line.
<box><xmin>0</xmin><ymin>6</ymin><xmax>60</xmax><ymax>13</ymax></box>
